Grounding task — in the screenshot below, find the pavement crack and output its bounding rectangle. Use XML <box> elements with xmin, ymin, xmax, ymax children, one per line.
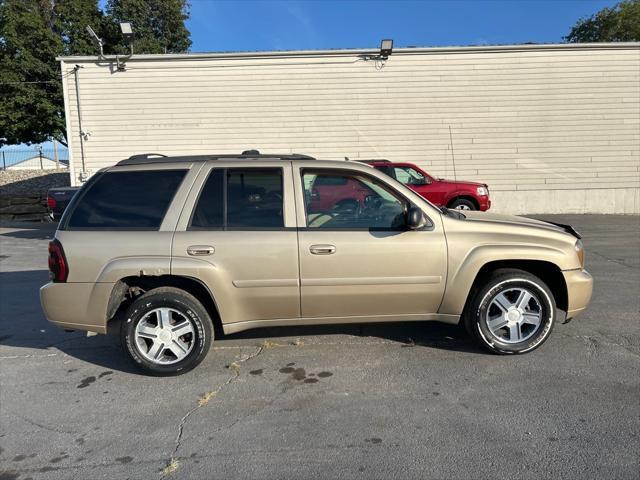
<box><xmin>160</xmin><ymin>344</ymin><xmax>265</xmax><ymax>477</ymax></box>
<box><xmin>589</xmin><ymin>250</ymin><xmax>639</xmax><ymax>270</ymax></box>
<box><xmin>16</xmin><ymin>413</ymin><xmax>78</xmax><ymax>435</ymax></box>
<box><xmin>560</xmin><ymin>332</ymin><xmax>640</xmax><ymax>357</ymax></box>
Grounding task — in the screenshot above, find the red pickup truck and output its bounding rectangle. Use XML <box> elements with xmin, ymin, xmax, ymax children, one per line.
<box><xmin>364</xmin><ymin>160</ymin><xmax>491</xmax><ymax>211</ymax></box>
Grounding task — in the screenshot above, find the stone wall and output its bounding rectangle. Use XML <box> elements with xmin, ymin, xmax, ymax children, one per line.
<box><xmin>0</xmin><ymin>170</ymin><xmax>70</xmax><ymax>196</ymax></box>
<box><xmin>0</xmin><ymin>170</ymin><xmax>70</xmax><ymax>221</ymax></box>
<box><xmin>0</xmin><ymin>196</ymin><xmax>49</xmax><ymax>221</ymax></box>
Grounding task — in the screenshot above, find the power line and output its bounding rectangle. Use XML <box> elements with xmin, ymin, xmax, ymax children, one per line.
<box><xmin>0</xmin><ymin>80</ymin><xmax>60</xmax><ymax>85</ymax></box>
<box><xmin>0</xmin><ymin>71</ymin><xmax>74</xmax><ymax>85</ymax></box>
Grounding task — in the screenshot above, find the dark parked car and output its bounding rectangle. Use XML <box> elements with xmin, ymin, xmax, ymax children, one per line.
<box><xmin>47</xmin><ymin>186</ymin><xmax>79</xmax><ymax>220</ymax></box>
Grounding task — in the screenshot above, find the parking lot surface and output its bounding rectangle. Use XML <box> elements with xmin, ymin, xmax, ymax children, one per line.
<box><xmin>1</xmin><ymin>215</ymin><xmax>638</xmax><ymax>479</ymax></box>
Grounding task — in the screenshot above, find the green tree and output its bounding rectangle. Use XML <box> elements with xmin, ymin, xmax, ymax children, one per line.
<box><xmin>105</xmin><ymin>0</ymin><xmax>191</xmax><ymax>54</ymax></box>
<box><xmin>0</xmin><ymin>0</ymin><xmax>191</xmax><ymax>147</ymax></box>
<box><xmin>1</xmin><ymin>0</ymin><xmax>64</xmax><ymax>146</ymax></box>
<box><xmin>565</xmin><ymin>0</ymin><xmax>640</xmax><ymax>42</ymax></box>
<box><xmin>0</xmin><ymin>0</ymin><xmax>105</xmax><ymax>146</ymax></box>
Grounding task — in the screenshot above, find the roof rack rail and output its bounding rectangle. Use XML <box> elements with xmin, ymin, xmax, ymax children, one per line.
<box><xmin>126</xmin><ymin>153</ymin><xmax>168</xmax><ymax>161</ymax></box>
<box><xmin>240</xmin><ymin>149</ymin><xmax>316</xmax><ymax>160</ymax></box>
<box><xmin>116</xmin><ymin>151</ymin><xmax>316</xmax><ymax>166</ymax></box>
<box><xmin>356</xmin><ymin>159</ymin><xmax>392</xmax><ymax>164</ymax></box>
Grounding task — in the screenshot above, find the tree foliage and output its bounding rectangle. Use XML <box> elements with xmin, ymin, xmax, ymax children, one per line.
<box><xmin>106</xmin><ymin>0</ymin><xmax>191</xmax><ymax>54</ymax></box>
<box><xmin>565</xmin><ymin>0</ymin><xmax>640</xmax><ymax>42</ymax></box>
<box><xmin>0</xmin><ymin>0</ymin><xmax>191</xmax><ymax>147</ymax></box>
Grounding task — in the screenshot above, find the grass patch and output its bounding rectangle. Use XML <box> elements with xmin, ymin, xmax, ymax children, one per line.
<box><xmin>162</xmin><ymin>458</ymin><xmax>179</xmax><ymax>476</ymax></box>
<box><xmin>197</xmin><ymin>391</ymin><xmax>217</xmax><ymax>406</ymax></box>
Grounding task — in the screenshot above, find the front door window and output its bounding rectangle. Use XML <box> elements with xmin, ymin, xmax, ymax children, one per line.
<box><xmin>302</xmin><ymin>170</ymin><xmax>407</xmax><ymax>229</ymax></box>
<box><xmin>393</xmin><ymin>167</ymin><xmax>427</xmax><ymax>186</ymax></box>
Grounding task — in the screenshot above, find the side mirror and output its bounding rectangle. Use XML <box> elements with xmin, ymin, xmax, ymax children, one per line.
<box><xmin>406</xmin><ymin>206</ymin><xmax>427</xmax><ymax>229</ymax></box>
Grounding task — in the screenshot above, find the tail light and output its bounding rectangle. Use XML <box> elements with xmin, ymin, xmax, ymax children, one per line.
<box><xmin>48</xmin><ymin>239</ymin><xmax>68</xmax><ymax>282</ymax></box>
<box><xmin>47</xmin><ymin>196</ymin><xmax>57</xmax><ymax>209</ymax></box>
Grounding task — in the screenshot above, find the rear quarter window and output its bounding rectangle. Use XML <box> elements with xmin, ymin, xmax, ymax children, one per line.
<box><xmin>65</xmin><ymin>170</ymin><xmax>187</xmax><ymax>230</ymax></box>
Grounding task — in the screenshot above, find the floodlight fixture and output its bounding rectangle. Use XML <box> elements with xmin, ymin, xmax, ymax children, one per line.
<box><xmin>119</xmin><ymin>22</ymin><xmax>134</xmax><ymax>56</ymax></box>
<box><xmin>85</xmin><ymin>25</ymin><xmax>104</xmax><ymax>57</ymax></box>
<box><xmin>120</xmin><ymin>22</ymin><xmax>133</xmax><ymax>39</ymax></box>
<box><xmin>380</xmin><ymin>39</ymin><xmax>393</xmax><ymax>59</ymax></box>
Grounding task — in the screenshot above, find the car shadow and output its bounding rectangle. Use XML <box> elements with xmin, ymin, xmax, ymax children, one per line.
<box><xmin>0</xmin><ymin>269</ymin><xmax>484</xmax><ymax>375</ymax></box>
<box><xmin>0</xmin><ymin>221</ymin><xmax>57</xmax><ymax>240</ymax></box>
<box><xmin>222</xmin><ymin>321</ymin><xmax>482</xmax><ymax>354</ymax></box>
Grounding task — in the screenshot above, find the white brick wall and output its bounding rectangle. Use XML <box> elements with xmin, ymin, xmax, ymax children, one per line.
<box><xmin>60</xmin><ymin>43</ymin><xmax>640</xmax><ymax>214</ymax></box>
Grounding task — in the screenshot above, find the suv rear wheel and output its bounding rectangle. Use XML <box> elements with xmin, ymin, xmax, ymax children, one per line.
<box><xmin>121</xmin><ymin>287</ymin><xmax>213</xmax><ymax>375</ymax></box>
<box><xmin>464</xmin><ymin>269</ymin><xmax>556</xmax><ymax>354</ymax></box>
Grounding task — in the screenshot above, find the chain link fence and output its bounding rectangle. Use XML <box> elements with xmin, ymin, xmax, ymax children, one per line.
<box><xmin>0</xmin><ymin>147</ymin><xmax>69</xmax><ymax>170</ymax></box>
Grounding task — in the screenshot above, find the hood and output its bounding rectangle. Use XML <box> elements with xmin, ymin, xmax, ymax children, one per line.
<box><xmin>435</xmin><ymin>178</ymin><xmax>486</xmax><ymax>188</ymax></box>
<box><xmin>460</xmin><ymin>211</ymin><xmax>580</xmax><ymax>238</ymax></box>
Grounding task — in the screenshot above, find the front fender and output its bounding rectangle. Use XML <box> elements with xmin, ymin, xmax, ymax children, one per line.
<box><xmin>438</xmin><ymin>243</ymin><xmax>568</xmax><ymax>315</ymax></box>
<box><xmin>444</xmin><ymin>189</ymin><xmax>475</xmax><ymax>205</ymax></box>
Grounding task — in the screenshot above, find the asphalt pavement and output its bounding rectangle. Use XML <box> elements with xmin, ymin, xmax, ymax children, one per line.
<box><xmin>0</xmin><ymin>215</ymin><xmax>638</xmax><ymax>479</ymax></box>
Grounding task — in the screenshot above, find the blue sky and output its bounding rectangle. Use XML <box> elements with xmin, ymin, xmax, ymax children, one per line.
<box><xmin>187</xmin><ymin>0</ymin><xmax>616</xmax><ymax>53</ymax></box>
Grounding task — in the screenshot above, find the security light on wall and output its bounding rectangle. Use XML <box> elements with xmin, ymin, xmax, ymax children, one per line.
<box><xmin>85</xmin><ymin>25</ymin><xmax>104</xmax><ymax>57</ymax></box>
<box><xmin>120</xmin><ymin>22</ymin><xmax>134</xmax><ymax>55</ymax></box>
<box><xmin>360</xmin><ymin>38</ymin><xmax>394</xmax><ymax>67</ymax></box>
<box><xmin>115</xmin><ymin>22</ymin><xmax>135</xmax><ymax>71</ymax></box>
<box><xmin>380</xmin><ymin>39</ymin><xmax>393</xmax><ymax>59</ymax></box>
<box><xmin>120</xmin><ymin>22</ymin><xmax>133</xmax><ymax>38</ymax></box>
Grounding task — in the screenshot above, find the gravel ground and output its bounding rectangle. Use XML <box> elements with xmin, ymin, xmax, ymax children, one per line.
<box><xmin>0</xmin><ymin>215</ymin><xmax>638</xmax><ymax>480</ymax></box>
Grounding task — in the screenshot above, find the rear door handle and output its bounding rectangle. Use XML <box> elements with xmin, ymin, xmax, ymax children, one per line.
<box><xmin>309</xmin><ymin>244</ymin><xmax>336</xmax><ymax>255</ymax></box>
<box><xmin>187</xmin><ymin>245</ymin><xmax>215</xmax><ymax>256</ymax></box>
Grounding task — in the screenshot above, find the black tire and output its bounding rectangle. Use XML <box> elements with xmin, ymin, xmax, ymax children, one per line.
<box><xmin>448</xmin><ymin>198</ymin><xmax>476</xmax><ymax>210</ymax></box>
<box><xmin>463</xmin><ymin>269</ymin><xmax>556</xmax><ymax>354</ymax></box>
<box><xmin>120</xmin><ymin>287</ymin><xmax>213</xmax><ymax>376</ymax></box>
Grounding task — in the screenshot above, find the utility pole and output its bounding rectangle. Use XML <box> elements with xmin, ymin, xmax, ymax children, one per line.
<box><xmin>2</xmin><ymin>151</ymin><xmax>5</xmax><ymax>170</ymax></box>
<box><xmin>53</xmin><ymin>140</ymin><xmax>59</xmax><ymax>169</ymax></box>
<box><xmin>38</xmin><ymin>146</ymin><xmax>43</xmax><ymax>169</ymax></box>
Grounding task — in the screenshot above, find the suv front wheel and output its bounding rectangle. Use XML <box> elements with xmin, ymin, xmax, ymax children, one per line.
<box><xmin>448</xmin><ymin>198</ymin><xmax>476</xmax><ymax>210</ymax></box>
<box><xmin>464</xmin><ymin>269</ymin><xmax>556</xmax><ymax>354</ymax></box>
<box><xmin>121</xmin><ymin>287</ymin><xmax>213</xmax><ymax>375</ymax></box>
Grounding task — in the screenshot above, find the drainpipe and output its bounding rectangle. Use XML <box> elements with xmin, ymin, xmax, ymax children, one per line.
<box><xmin>73</xmin><ymin>65</ymin><xmax>87</xmax><ymax>181</ymax></box>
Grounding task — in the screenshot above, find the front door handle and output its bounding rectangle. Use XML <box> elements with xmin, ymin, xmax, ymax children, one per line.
<box><xmin>309</xmin><ymin>244</ymin><xmax>336</xmax><ymax>255</ymax></box>
<box><xmin>187</xmin><ymin>245</ymin><xmax>215</xmax><ymax>256</ymax></box>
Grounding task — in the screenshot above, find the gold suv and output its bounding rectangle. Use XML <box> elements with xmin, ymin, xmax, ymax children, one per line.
<box><xmin>40</xmin><ymin>152</ymin><xmax>593</xmax><ymax>375</ymax></box>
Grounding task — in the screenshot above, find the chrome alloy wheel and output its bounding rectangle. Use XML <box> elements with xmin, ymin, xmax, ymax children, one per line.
<box><xmin>454</xmin><ymin>204</ymin><xmax>471</xmax><ymax>210</ymax></box>
<box><xmin>485</xmin><ymin>288</ymin><xmax>543</xmax><ymax>343</ymax></box>
<box><xmin>134</xmin><ymin>307</ymin><xmax>196</xmax><ymax>365</ymax></box>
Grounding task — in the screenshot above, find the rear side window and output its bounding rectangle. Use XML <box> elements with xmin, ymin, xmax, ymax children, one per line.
<box><xmin>190</xmin><ymin>168</ymin><xmax>284</xmax><ymax>229</ymax></box>
<box><xmin>227</xmin><ymin>169</ymin><xmax>283</xmax><ymax>227</ymax></box>
<box><xmin>66</xmin><ymin>170</ymin><xmax>187</xmax><ymax>230</ymax></box>
<box><xmin>191</xmin><ymin>170</ymin><xmax>224</xmax><ymax>229</ymax></box>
